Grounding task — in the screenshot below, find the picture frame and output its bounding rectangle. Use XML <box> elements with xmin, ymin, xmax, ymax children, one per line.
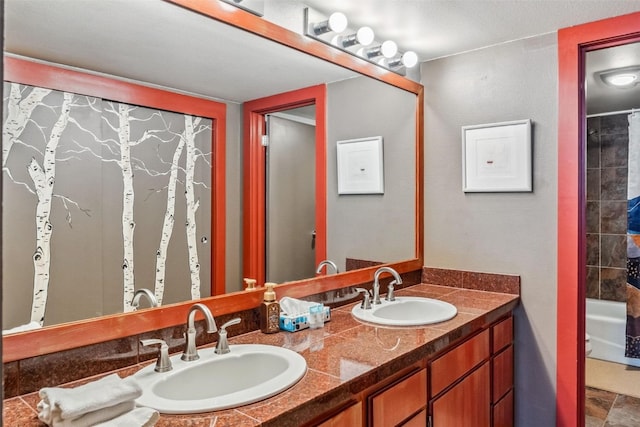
<box><xmin>462</xmin><ymin>119</ymin><xmax>532</xmax><ymax>192</ymax></box>
<box><xmin>337</xmin><ymin>136</ymin><xmax>384</xmax><ymax>194</ymax></box>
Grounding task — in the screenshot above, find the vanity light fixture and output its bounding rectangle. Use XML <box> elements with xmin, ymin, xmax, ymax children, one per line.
<box><xmin>599</xmin><ymin>66</ymin><xmax>640</xmax><ymax>88</ymax></box>
<box><xmin>332</xmin><ymin>26</ymin><xmax>375</xmax><ymax>48</ymax></box>
<box><xmin>385</xmin><ymin>51</ymin><xmax>419</xmax><ymax>69</ymax></box>
<box><xmin>218</xmin><ymin>0</ymin><xmax>264</xmax><ymax>16</ymax></box>
<box><xmin>311</xmin><ymin>12</ymin><xmax>348</xmax><ymax>35</ymax></box>
<box><xmin>362</xmin><ymin>40</ymin><xmax>399</xmax><ymax>59</ymax></box>
<box><xmin>304</xmin><ymin>7</ymin><xmax>419</xmax><ymax>76</ymax></box>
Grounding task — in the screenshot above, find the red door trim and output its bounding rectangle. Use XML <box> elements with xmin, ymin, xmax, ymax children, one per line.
<box><xmin>4</xmin><ymin>56</ymin><xmax>227</xmax><ymax>295</ymax></box>
<box><xmin>242</xmin><ymin>85</ymin><xmax>327</xmax><ymax>285</ymax></box>
<box><xmin>556</xmin><ymin>12</ymin><xmax>640</xmax><ymax>427</ymax></box>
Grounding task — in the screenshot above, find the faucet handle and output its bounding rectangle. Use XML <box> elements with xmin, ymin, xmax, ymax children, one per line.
<box><xmin>355</xmin><ymin>288</ymin><xmax>372</xmax><ymax>310</ymax></box>
<box><xmin>215</xmin><ymin>317</ymin><xmax>242</xmax><ymax>355</ymax></box>
<box><xmin>385</xmin><ymin>280</ymin><xmax>397</xmax><ymax>302</ymax></box>
<box><xmin>141</xmin><ymin>339</ymin><xmax>172</xmax><ymax>372</ymax></box>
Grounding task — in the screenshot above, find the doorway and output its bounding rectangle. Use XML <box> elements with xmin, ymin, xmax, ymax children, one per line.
<box><xmin>242</xmin><ymin>85</ymin><xmax>327</xmax><ymax>286</ymax></box>
<box><xmin>266</xmin><ymin>110</ymin><xmax>317</xmax><ymax>282</ymax></box>
<box><xmin>583</xmin><ymin>42</ymin><xmax>640</xmax><ymax>425</ymax></box>
<box><xmin>557</xmin><ymin>11</ymin><xmax>640</xmax><ymax>427</ymax></box>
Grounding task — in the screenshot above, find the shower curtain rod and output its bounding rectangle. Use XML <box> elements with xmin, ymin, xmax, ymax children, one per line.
<box><xmin>587</xmin><ymin>107</ymin><xmax>640</xmax><ymax>118</ymax></box>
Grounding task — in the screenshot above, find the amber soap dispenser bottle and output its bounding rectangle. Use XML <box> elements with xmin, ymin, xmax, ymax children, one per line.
<box><xmin>260</xmin><ymin>282</ymin><xmax>280</xmax><ymax>333</ymax></box>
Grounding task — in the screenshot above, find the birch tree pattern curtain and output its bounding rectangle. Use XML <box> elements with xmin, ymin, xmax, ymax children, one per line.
<box><xmin>627</xmin><ymin>111</ymin><xmax>640</xmax><ymax>359</ymax></box>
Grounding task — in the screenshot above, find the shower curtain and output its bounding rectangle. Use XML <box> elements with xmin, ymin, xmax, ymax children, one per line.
<box><xmin>627</xmin><ymin>111</ymin><xmax>640</xmax><ymax>359</ymax></box>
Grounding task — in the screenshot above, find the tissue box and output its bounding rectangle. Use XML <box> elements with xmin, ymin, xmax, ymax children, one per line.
<box><xmin>279</xmin><ymin>306</ymin><xmax>331</xmax><ymax>332</ymax></box>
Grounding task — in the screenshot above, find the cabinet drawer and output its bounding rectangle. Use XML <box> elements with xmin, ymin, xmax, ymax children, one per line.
<box><xmin>493</xmin><ymin>345</ymin><xmax>513</xmax><ymax>402</ymax></box>
<box><xmin>431</xmin><ymin>329</ymin><xmax>490</xmax><ymax>396</ymax></box>
<box><xmin>492</xmin><ymin>317</ymin><xmax>513</xmax><ymax>353</ymax></box>
<box><xmin>372</xmin><ymin>369</ymin><xmax>427</xmax><ymax>427</ymax></box>
<box><xmin>317</xmin><ymin>401</ymin><xmax>362</xmax><ymax>427</ymax></box>
<box><xmin>493</xmin><ymin>389</ymin><xmax>514</xmax><ymax>427</ymax></box>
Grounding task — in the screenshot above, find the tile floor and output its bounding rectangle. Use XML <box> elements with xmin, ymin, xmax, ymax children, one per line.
<box><xmin>586</xmin><ymin>387</ymin><xmax>640</xmax><ymax>427</ymax></box>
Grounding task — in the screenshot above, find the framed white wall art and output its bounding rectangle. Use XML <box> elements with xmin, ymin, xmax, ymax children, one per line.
<box><xmin>462</xmin><ymin>119</ymin><xmax>532</xmax><ymax>192</ymax></box>
<box><xmin>337</xmin><ymin>136</ymin><xmax>384</xmax><ymax>194</ymax></box>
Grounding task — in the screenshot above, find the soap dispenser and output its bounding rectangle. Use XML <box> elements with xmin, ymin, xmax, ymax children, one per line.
<box><xmin>260</xmin><ymin>282</ymin><xmax>280</xmax><ymax>333</ymax></box>
<box><xmin>243</xmin><ymin>277</ymin><xmax>257</xmax><ymax>290</ymax></box>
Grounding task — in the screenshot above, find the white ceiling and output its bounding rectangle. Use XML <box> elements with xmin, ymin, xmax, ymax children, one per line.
<box><xmin>298</xmin><ymin>0</ymin><xmax>640</xmax><ymax>62</ymax></box>
<box><xmin>4</xmin><ymin>0</ymin><xmax>640</xmax><ymax>111</ymax></box>
<box><xmin>4</xmin><ymin>0</ymin><xmax>358</xmax><ymax>103</ymax></box>
<box><xmin>298</xmin><ymin>0</ymin><xmax>640</xmax><ymax>114</ymax></box>
<box><xmin>586</xmin><ymin>43</ymin><xmax>640</xmax><ymax>115</ymax></box>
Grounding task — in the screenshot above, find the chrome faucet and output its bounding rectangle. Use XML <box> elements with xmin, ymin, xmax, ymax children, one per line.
<box><xmin>181</xmin><ymin>303</ymin><xmax>217</xmax><ymax>361</ymax></box>
<box><xmin>372</xmin><ymin>267</ymin><xmax>403</xmax><ymax>305</ymax></box>
<box><xmin>215</xmin><ymin>318</ymin><xmax>241</xmax><ymax>355</ymax></box>
<box><xmin>355</xmin><ymin>288</ymin><xmax>372</xmax><ymax>310</ymax></box>
<box><xmin>140</xmin><ymin>338</ymin><xmax>172</xmax><ymax>372</ymax></box>
<box><xmin>131</xmin><ymin>288</ymin><xmax>159</xmax><ymax>310</ymax></box>
<box><xmin>316</xmin><ymin>259</ymin><xmax>339</xmax><ymax>275</ymax></box>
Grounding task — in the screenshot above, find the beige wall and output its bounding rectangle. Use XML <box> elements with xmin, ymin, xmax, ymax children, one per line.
<box><xmin>225</xmin><ymin>102</ymin><xmax>244</xmax><ymax>293</ymax></box>
<box><xmin>421</xmin><ymin>33</ymin><xmax>558</xmax><ymax>426</ymax></box>
<box><xmin>327</xmin><ymin>76</ymin><xmax>416</xmax><ymax>271</ymax></box>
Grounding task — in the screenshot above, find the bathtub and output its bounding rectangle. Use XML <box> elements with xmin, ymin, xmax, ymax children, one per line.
<box><xmin>586</xmin><ymin>298</ymin><xmax>640</xmax><ymax>367</ymax></box>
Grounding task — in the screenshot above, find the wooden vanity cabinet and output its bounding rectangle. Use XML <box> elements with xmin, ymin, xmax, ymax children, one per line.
<box><xmin>428</xmin><ymin>316</ymin><xmax>514</xmax><ymax>427</ymax></box>
<box><xmin>309</xmin><ymin>368</ymin><xmax>426</xmax><ymax>427</ymax></box>
<box><xmin>310</xmin><ymin>315</ymin><xmax>514</xmax><ymax>427</ymax></box>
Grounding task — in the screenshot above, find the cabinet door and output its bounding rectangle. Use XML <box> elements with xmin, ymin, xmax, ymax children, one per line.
<box><xmin>493</xmin><ymin>390</ymin><xmax>513</xmax><ymax>427</ymax></box>
<box><xmin>492</xmin><ymin>345</ymin><xmax>513</xmax><ymax>403</ymax></box>
<box><xmin>316</xmin><ymin>401</ymin><xmax>362</xmax><ymax>427</ymax></box>
<box><xmin>431</xmin><ymin>363</ymin><xmax>490</xmax><ymax>427</ymax></box>
<box><xmin>431</xmin><ymin>330</ymin><xmax>489</xmax><ymax>396</ymax></box>
<box><xmin>371</xmin><ymin>369</ymin><xmax>427</xmax><ymax>427</ymax></box>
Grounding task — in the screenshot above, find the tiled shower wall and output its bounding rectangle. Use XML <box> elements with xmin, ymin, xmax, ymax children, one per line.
<box><xmin>586</xmin><ymin>113</ymin><xmax>629</xmax><ymax>301</ymax></box>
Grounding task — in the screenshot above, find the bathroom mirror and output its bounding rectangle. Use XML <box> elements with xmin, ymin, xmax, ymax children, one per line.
<box><xmin>2</xmin><ymin>0</ymin><xmax>423</xmax><ymax>360</ymax></box>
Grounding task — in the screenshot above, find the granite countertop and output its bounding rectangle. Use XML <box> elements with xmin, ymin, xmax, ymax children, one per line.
<box><xmin>3</xmin><ymin>283</ymin><xmax>519</xmax><ymax>427</ymax></box>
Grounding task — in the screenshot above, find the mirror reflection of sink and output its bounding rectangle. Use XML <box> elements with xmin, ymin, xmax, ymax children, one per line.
<box><xmin>134</xmin><ymin>344</ymin><xmax>307</xmax><ymax>414</ymax></box>
<box><xmin>351</xmin><ymin>296</ymin><xmax>457</xmax><ymax>326</ymax></box>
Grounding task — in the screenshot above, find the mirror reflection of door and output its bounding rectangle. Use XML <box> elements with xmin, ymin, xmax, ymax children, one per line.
<box><xmin>265</xmin><ymin>108</ymin><xmax>317</xmax><ymax>283</ymax></box>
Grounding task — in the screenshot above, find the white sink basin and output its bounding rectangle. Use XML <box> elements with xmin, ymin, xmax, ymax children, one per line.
<box><xmin>134</xmin><ymin>344</ymin><xmax>307</xmax><ymax>414</ymax></box>
<box><xmin>351</xmin><ymin>296</ymin><xmax>457</xmax><ymax>326</ymax></box>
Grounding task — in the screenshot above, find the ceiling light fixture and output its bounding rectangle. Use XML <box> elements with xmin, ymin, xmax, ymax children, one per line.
<box><xmin>599</xmin><ymin>66</ymin><xmax>640</xmax><ymax>88</ymax></box>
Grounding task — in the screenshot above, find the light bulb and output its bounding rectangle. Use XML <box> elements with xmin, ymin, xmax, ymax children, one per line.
<box><xmin>401</xmin><ymin>51</ymin><xmax>419</xmax><ymax>68</ymax></box>
<box><xmin>356</xmin><ymin>27</ymin><xmax>375</xmax><ymax>46</ymax></box>
<box><xmin>313</xmin><ymin>12</ymin><xmax>348</xmax><ymax>35</ymax></box>
<box><xmin>327</xmin><ymin>12</ymin><xmax>348</xmax><ymax>33</ymax></box>
<box><xmin>606</xmin><ymin>73</ymin><xmax>637</xmax><ymax>86</ymax></box>
<box><xmin>381</xmin><ymin>41</ymin><xmax>398</xmax><ymax>58</ymax></box>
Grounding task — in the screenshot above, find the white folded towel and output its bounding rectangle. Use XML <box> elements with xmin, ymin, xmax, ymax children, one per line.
<box><xmin>94</xmin><ymin>406</ymin><xmax>159</xmax><ymax>427</ymax></box>
<box><xmin>40</xmin><ymin>401</ymin><xmax>135</xmax><ymax>427</ymax></box>
<box><xmin>37</xmin><ymin>374</ymin><xmax>142</xmax><ymax>425</ymax></box>
<box><xmin>280</xmin><ymin>297</ymin><xmax>322</xmax><ymax>316</ymax></box>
